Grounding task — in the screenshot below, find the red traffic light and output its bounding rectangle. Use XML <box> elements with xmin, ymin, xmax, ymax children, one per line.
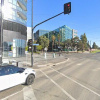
<box><xmin>67</xmin><ymin>4</ymin><xmax>70</xmax><ymax>7</ymax></box>
<box><xmin>64</xmin><ymin>2</ymin><xmax>71</xmax><ymax>14</ymax></box>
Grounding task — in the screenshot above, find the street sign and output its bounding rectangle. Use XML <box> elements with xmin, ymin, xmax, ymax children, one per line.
<box><xmin>44</xmin><ymin>47</ymin><xmax>47</xmax><ymax>51</ymax></box>
<box><xmin>33</xmin><ymin>44</ymin><xmax>39</xmax><ymax>46</ymax></box>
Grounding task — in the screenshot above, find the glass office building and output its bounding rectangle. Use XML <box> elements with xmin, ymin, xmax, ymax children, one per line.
<box><xmin>54</xmin><ymin>25</ymin><xmax>73</xmax><ymax>42</ymax></box>
<box><xmin>44</xmin><ymin>25</ymin><xmax>77</xmax><ymax>42</ymax></box>
<box><xmin>34</xmin><ymin>29</ymin><xmax>51</xmax><ymax>40</ymax></box>
<box><xmin>0</xmin><ymin>0</ymin><xmax>27</xmax><ymax>57</ymax></box>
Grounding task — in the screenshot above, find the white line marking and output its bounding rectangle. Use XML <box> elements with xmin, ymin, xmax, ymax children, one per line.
<box><xmin>93</xmin><ymin>68</ymin><xmax>100</xmax><ymax>71</ymax></box>
<box><xmin>40</xmin><ymin>69</ymin><xmax>76</xmax><ymax>100</ymax></box>
<box><xmin>77</xmin><ymin>63</ymin><xmax>82</xmax><ymax>65</ymax></box>
<box><xmin>23</xmin><ymin>85</ymin><xmax>37</xmax><ymax>100</ymax></box>
<box><xmin>1</xmin><ymin>90</ymin><xmax>23</xmax><ymax>100</ymax></box>
<box><xmin>50</xmin><ymin>67</ymin><xmax>100</xmax><ymax>97</ymax></box>
<box><xmin>1</xmin><ymin>85</ymin><xmax>37</xmax><ymax>100</ymax></box>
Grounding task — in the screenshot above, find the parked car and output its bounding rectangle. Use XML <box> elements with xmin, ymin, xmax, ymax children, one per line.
<box><xmin>0</xmin><ymin>65</ymin><xmax>36</xmax><ymax>91</ymax></box>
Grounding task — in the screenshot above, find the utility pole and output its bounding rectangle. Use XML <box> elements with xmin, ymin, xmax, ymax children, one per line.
<box><xmin>0</xmin><ymin>0</ymin><xmax>4</xmax><ymax>66</ymax></box>
<box><xmin>31</xmin><ymin>0</ymin><xmax>33</xmax><ymax>67</ymax></box>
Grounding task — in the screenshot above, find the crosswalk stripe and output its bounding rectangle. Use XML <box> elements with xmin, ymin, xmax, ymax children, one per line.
<box><xmin>40</xmin><ymin>69</ymin><xmax>76</xmax><ymax>100</ymax></box>
<box><xmin>23</xmin><ymin>85</ymin><xmax>37</xmax><ymax>100</ymax></box>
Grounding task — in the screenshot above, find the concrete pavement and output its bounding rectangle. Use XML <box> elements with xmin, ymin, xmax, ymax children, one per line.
<box><xmin>3</xmin><ymin>52</ymin><xmax>68</xmax><ymax>68</ymax></box>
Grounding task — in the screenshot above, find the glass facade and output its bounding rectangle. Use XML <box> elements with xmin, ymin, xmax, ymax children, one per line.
<box><xmin>35</xmin><ymin>25</ymin><xmax>77</xmax><ymax>42</ymax></box>
<box><xmin>44</xmin><ymin>25</ymin><xmax>73</xmax><ymax>42</ymax></box>
<box><xmin>3</xmin><ymin>0</ymin><xmax>27</xmax><ymax>26</ymax></box>
<box><xmin>34</xmin><ymin>30</ymin><xmax>51</xmax><ymax>40</ymax></box>
<box><xmin>0</xmin><ymin>0</ymin><xmax>27</xmax><ymax>57</ymax></box>
<box><xmin>3</xmin><ymin>39</ymin><xmax>26</xmax><ymax>57</ymax></box>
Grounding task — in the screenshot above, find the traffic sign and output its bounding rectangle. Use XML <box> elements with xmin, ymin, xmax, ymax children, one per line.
<box><xmin>33</xmin><ymin>44</ymin><xmax>39</xmax><ymax>46</ymax></box>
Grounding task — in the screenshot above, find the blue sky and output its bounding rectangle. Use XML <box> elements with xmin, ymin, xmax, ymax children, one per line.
<box><xmin>27</xmin><ymin>0</ymin><xmax>100</xmax><ymax>47</ymax></box>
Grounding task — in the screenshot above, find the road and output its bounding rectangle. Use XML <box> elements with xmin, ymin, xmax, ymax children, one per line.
<box><xmin>1</xmin><ymin>53</ymin><xmax>100</xmax><ymax>100</ymax></box>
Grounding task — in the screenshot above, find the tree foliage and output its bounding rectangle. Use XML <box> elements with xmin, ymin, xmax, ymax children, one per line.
<box><xmin>80</xmin><ymin>33</ymin><xmax>87</xmax><ymax>50</ymax></box>
<box><xmin>51</xmin><ymin>35</ymin><xmax>56</xmax><ymax>51</ymax></box>
<box><xmin>37</xmin><ymin>45</ymin><xmax>43</xmax><ymax>51</ymax></box>
<box><xmin>37</xmin><ymin>36</ymin><xmax>49</xmax><ymax>49</ymax></box>
<box><xmin>77</xmin><ymin>40</ymin><xmax>83</xmax><ymax>51</ymax></box>
<box><xmin>64</xmin><ymin>39</ymin><xmax>72</xmax><ymax>49</ymax></box>
<box><xmin>57</xmin><ymin>34</ymin><xmax>61</xmax><ymax>46</ymax></box>
<box><xmin>92</xmin><ymin>42</ymin><xmax>98</xmax><ymax>49</ymax></box>
<box><xmin>72</xmin><ymin>37</ymin><xmax>79</xmax><ymax>48</ymax></box>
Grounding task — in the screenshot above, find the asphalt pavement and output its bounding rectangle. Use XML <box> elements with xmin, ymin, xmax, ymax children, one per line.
<box><xmin>1</xmin><ymin>53</ymin><xmax>100</xmax><ymax>100</ymax></box>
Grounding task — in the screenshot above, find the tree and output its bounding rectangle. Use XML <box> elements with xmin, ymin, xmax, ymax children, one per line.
<box><xmin>80</xmin><ymin>33</ymin><xmax>87</xmax><ymax>51</ymax></box>
<box><xmin>37</xmin><ymin>45</ymin><xmax>43</xmax><ymax>51</ymax></box>
<box><xmin>72</xmin><ymin>36</ymin><xmax>79</xmax><ymax>52</ymax></box>
<box><xmin>51</xmin><ymin>35</ymin><xmax>56</xmax><ymax>51</ymax></box>
<box><xmin>77</xmin><ymin>40</ymin><xmax>83</xmax><ymax>51</ymax></box>
<box><xmin>64</xmin><ymin>39</ymin><xmax>72</xmax><ymax>50</ymax></box>
<box><xmin>92</xmin><ymin>42</ymin><xmax>98</xmax><ymax>49</ymax></box>
<box><xmin>57</xmin><ymin>34</ymin><xmax>61</xmax><ymax>46</ymax></box>
<box><xmin>37</xmin><ymin>36</ymin><xmax>49</xmax><ymax>50</ymax></box>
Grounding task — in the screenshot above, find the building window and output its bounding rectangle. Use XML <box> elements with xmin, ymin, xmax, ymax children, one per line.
<box><xmin>13</xmin><ymin>0</ymin><xmax>16</xmax><ymax>5</ymax></box>
<box><xmin>9</xmin><ymin>0</ymin><xmax>13</xmax><ymax>3</ymax></box>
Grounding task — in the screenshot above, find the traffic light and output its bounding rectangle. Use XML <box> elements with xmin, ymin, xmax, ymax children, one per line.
<box><xmin>28</xmin><ymin>39</ymin><xmax>32</xmax><ymax>46</ymax></box>
<box><xmin>64</xmin><ymin>2</ymin><xmax>71</xmax><ymax>14</ymax></box>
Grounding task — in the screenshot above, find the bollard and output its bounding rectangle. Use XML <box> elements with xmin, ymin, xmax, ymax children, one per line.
<box><xmin>44</xmin><ymin>52</ymin><xmax>46</xmax><ymax>59</ymax></box>
<box><xmin>53</xmin><ymin>53</ymin><xmax>55</xmax><ymax>58</ymax></box>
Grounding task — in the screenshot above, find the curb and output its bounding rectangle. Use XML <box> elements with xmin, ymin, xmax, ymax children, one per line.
<box><xmin>37</xmin><ymin>58</ymin><xmax>69</xmax><ymax>67</ymax></box>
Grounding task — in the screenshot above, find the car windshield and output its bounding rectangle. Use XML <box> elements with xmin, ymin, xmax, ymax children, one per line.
<box><xmin>18</xmin><ymin>68</ymin><xmax>25</xmax><ymax>72</ymax></box>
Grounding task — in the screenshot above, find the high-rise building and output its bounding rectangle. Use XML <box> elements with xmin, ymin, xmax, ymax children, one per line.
<box><xmin>43</xmin><ymin>25</ymin><xmax>77</xmax><ymax>42</ymax></box>
<box><xmin>54</xmin><ymin>25</ymin><xmax>73</xmax><ymax>42</ymax></box>
<box><xmin>0</xmin><ymin>0</ymin><xmax>27</xmax><ymax>57</ymax></box>
<box><xmin>72</xmin><ymin>29</ymin><xmax>78</xmax><ymax>38</ymax></box>
<box><xmin>34</xmin><ymin>29</ymin><xmax>51</xmax><ymax>40</ymax></box>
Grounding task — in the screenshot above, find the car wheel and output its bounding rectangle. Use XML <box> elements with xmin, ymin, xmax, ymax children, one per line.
<box><xmin>26</xmin><ymin>75</ymin><xmax>35</xmax><ymax>85</ymax></box>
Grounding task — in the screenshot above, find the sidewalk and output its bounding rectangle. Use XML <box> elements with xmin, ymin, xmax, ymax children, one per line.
<box><xmin>3</xmin><ymin>53</ymin><xmax>68</xmax><ymax>69</ymax></box>
<box><xmin>22</xmin><ymin>53</ymin><xmax>68</xmax><ymax>69</ymax></box>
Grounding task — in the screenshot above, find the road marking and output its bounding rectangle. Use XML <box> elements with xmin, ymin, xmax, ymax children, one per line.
<box><xmin>23</xmin><ymin>85</ymin><xmax>37</xmax><ymax>100</ymax></box>
<box><xmin>1</xmin><ymin>90</ymin><xmax>23</xmax><ymax>100</ymax></box>
<box><xmin>93</xmin><ymin>68</ymin><xmax>100</xmax><ymax>71</ymax></box>
<box><xmin>1</xmin><ymin>86</ymin><xmax>37</xmax><ymax>100</ymax></box>
<box><xmin>40</xmin><ymin>69</ymin><xmax>76</xmax><ymax>100</ymax></box>
<box><xmin>50</xmin><ymin>67</ymin><xmax>100</xmax><ymax>97</ymax></box>
<box><xmin>55</xmin><ymin>58</ymin><xmax>69</xmax><ymax>65</ymax></box>
<box><xmin>77</xmin><ymin>63</ymin><xmax>82</xmax><ymax>65</ymax></box>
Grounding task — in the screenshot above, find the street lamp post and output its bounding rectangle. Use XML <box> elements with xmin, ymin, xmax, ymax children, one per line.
<box><xmin>0</xmin><ymin>0</ymin><xmax>4</xmax><ymax>66</ymax></box>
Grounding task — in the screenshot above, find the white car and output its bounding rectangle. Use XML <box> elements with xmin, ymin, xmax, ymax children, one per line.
<box><xmin>0</xmin><ymin>65</ymin><xmax>36</xmax><ymax>91</ymax></box>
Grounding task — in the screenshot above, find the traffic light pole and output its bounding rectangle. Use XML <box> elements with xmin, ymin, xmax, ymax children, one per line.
<box><xmin>0</xmin><ymin>0</ymin><xmax>4</xmax><ymax>66</ymax></box>
<box><xmin>31</xmin><ymin>11</ymin><xmax>64</xmax><ymax>67</ymax></box>
<box><xmin>31</xmin><ymin>0</ymin><xmax>33</xmax><ymax>67</ymax></box>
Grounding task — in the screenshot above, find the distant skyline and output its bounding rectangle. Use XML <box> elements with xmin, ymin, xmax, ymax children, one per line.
<box><xmin>27</xmin><ymin>0</ymin><xmax>100</xmax><ymax>47</ymax></box>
